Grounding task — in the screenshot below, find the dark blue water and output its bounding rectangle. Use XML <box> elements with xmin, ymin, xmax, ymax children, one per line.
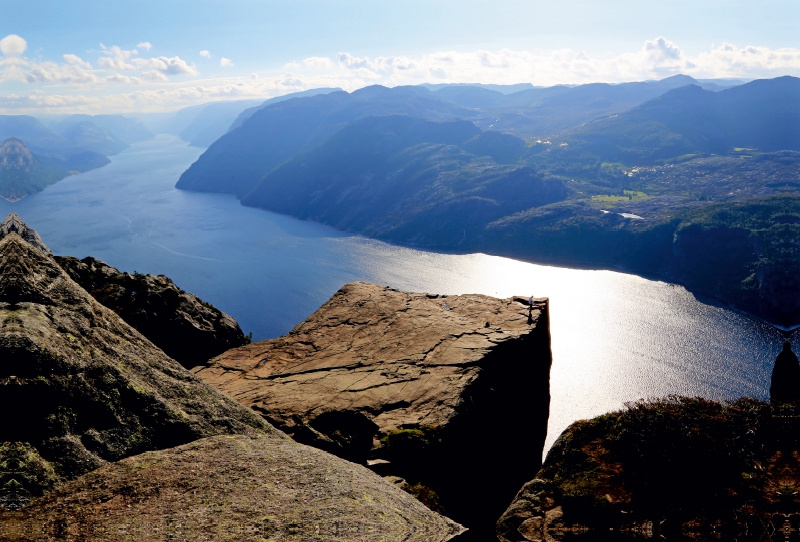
<box><xmin>5</xmin><ymin>135</ymin><xmax>789</xmax><ymax>451</ymax></box>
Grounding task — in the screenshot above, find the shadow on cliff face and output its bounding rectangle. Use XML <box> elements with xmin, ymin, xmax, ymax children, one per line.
<box><xmin>382</xmin><ymin>315</ymin><xmax>552</xmax><ymax>541</ymax></box>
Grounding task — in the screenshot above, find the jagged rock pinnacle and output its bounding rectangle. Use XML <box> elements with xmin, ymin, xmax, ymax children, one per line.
<box><xmin>0</xmin><ymin>213</ymin><xmax>51</xmax><ymax>255</ymax></box>
<box><xmin>771</xmin><ymin>340</ymin><xmax>800</xmax><ymax>403</ymax></box>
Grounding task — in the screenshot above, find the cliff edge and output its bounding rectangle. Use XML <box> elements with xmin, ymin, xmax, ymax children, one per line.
<box><xmin>195</xmin><ymin>281</ymin><xmax>552</xmax><ymax>538</ymax></box>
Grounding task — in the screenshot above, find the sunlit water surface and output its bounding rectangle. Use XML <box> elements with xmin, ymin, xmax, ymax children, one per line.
<box><xmin>5</xmin><ymin>135</ymin><xmax>792</xmax><ymax>453</ymax></box>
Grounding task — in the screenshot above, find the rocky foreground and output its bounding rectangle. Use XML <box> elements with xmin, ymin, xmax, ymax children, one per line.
<box><xmin>0</xmin><ymin>214</ymin><xmax>461</xmax><ymax>541</ymax></box>
<box><xmin>497</xmin><ymin>343</ymin><xmax>800</xmax><ymax>542</ymax></box>
<box><xmin>1</xmin><ymin>435</ymin><xmax>457</xmax><ymax>542</ymax></box>
<box><xmin>195</xmin><ymin>281</ymin><xmax>553</xmax><ymax>538</ymax></box>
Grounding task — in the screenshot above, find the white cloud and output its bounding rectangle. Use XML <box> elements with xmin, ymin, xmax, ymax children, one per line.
<box><xmin>133</xmin><ymin>55</ymin><xmax>198</xmax><ymax>76</ymax></box>
<box><xmin>200</xmin><ymin>50</ymin><xmax>211</xmax><ymax>59</ymax></box>
<box><xmin>98</xmin><ymin>46</ymin><xmax>138</xmax><ymax>71</ymax></box>
<box><xmin>5</xmin><ymin>37</ymin><xmax>800</xmax><ymax>115</ymax></box>
<box><xmin>140</xmin><ymin>69</ymin><xmax>169</xmax><ymax>82</ymax></box>
<box><xmin>25</xmin><ymin>62</ymin><xmax>98</xmax><ymax>84</ymax></box>
<box><xmin>137</xmin><ymin>42</ymin><xmax>152</xmax><ymax>51</ymax></box>
<box><xmin>303</xmin><ymin>56</ymin><xmax>334</xmax><ymax>69</ymax></box>
<box><xmin>0</xmin><ymin>34</ymin><xmax>27</xmax><ymax>56</ymax></box>
<box><xmin>220</xmin><ymin>57</ymin><xmax>234</xmax><ymax>68</ymax></box>
<box><xmin>62</xmin><ymin>54</ymin><xmax>92</xmax><ymax>69</ymax></box>
<box><xmin>106</xmin><ymin>74</ymin><xmax>142</xmax><ymax>85</ymax></box>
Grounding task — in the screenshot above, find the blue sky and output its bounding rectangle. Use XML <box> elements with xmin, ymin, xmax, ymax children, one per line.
<box><xmin>2</xmin><ymin>0</ymin><xmax>799</xmax><ymax>113</ymax></box>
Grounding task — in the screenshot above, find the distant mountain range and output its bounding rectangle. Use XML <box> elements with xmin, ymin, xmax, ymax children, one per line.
<box><xmin>175</xmin><ymin>75</ymin><xmax>800</xmax><ymax>325</ymax></box>
<box><xmin>559</xmin><ymin>76</ymin><xmax>800</xmax><ymax>163</ymax></box>
<box><xmin>176</xmin><ymin>74</ymin><xmax>751</xmax><ymax>199</ymax></box>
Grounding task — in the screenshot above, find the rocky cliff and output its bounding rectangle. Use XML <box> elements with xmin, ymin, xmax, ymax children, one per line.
<box><xmin>195</xmin><ymin>281</ymin><xmax>552</xmax><ymax>539</ymax></box>
<box><xmin>497</xmin><ymin>346</ymin><xmax>800</xmax><ymax>542</ymax></box>
<box><xmin>55</xmin><ymin>255</ymin><xmax>248</xmax><ymax>368</ymax></box>
<box><xmin>0</xmin><ymin>228</ymin><xmax>270</xmax><ymax>509</ymax></box>
<box><xmin>0</xmin><ymin>215</ymin><xmax>460</xmax><ymax>541</ymax></box>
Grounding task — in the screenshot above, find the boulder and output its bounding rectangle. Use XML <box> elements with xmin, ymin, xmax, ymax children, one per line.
<box><xmin>55</xmin><ymin>255</ymin><xmax>248</xmax><ymax>368</ymax></box>
<box><xmin>195</xmin><ymin>281</ymin><xmax>552</xmax><ymax>537</ymax></box>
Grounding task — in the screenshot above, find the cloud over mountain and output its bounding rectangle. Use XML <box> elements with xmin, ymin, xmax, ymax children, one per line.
<box><xmin>1</xmin><ymin>33</ymin><xmax>800</xmax><ymax>114</ymax></box>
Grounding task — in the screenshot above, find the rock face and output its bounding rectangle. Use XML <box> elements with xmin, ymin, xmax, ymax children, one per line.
<box><xmin>0</xmin><ymin>228</ymin><xmax>271</xmax><ymax>509</ymax></box>
<box><xmin>55</xmin><ymin>255</ymin><xmax>248</xmax><ymax>368</ymax></box>
<box><xmin>0</xmin><ymin>435</ymin><xmax>463</xmax><ymax>542</ymax></box>
<box><xmin>195</xmin><ymin>281</ymin><xmax>552</xmax><ymax>537</ymax></box>
<box><xmin>496</xmin><ymin>394</ymin><xmax>800</xmax><ymax>542</ymax></box>
<box><xmin>0</xmin><ymin>214</ymin><xmax>462</xmax><ymax>540</ymax></box>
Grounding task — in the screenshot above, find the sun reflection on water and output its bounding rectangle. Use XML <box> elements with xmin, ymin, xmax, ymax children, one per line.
<box><xmin>333</xmin><ymin>239</ymin><xmax>784</xmax><ymax>453</ymax></box>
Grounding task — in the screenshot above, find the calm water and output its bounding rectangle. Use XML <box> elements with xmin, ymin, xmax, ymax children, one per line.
<box><xmin>5</xmin><ymin>135</ymin><xmax>790</xmax><ymax>452</ymax></box>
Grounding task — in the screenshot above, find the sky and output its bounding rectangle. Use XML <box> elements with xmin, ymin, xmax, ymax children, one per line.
<box><xmin>1</xmin><ymin>0</ymin><xmax>800</xmax><ymax>114</ymax></box>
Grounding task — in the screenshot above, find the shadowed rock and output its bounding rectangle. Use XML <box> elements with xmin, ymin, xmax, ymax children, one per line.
<box><xmin>195</xmin><ymin>281</ymin><xmax>552</xmax><ymax>538</ymax></box>
<box><xmin>56</xmin><ymin>256</ymin><xmax>248</xmax><ymax>368</ymax></box>
<box><xmin>771</xmin><ymin>340</ymin><xmax>800</xmax><ymax>403</ymax></box>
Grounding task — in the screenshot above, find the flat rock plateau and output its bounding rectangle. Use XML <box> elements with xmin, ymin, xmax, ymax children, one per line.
<box><xmin>0</xmin><ymin>214</ymin><xmax>461</xmax><ymax>542</ymax></box>
<box><xmin>195</xmin><ymin>281</ymin><xmax>553</xmax><ymax>539</ymax></box>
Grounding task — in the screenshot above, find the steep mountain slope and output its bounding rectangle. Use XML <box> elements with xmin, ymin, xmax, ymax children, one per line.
<box><xmin>176</xmin><ymin>86</ymin><xmax>472</xmax><ymax>197</ymax></box>
<box><xmin>477</xmin><ymin>74</ymin><xmax>704</xmax><ymax>138</ymax></box>
<box><xmin>58</xmin><ymin>121</ymin><xmax>128</xmax><ymax>155</ymax></box>
<box><xmin>175</xmin><ymin>99</ymin><xmax>264</xmax><ymax>146</ymax></box>
<box><xmin>176</xmin><ymin>76</ymin><xmax>712</xmax><ymax>200</ymax></box>
<box><xmin>562</xmin><ymin>76</ymin><xmax>800</xmax><ymax>163</ymax></box>
<box><xmin>241</xmin><ymin>115</ymin><xmax>566</xmax><ymax>247</ymax></box>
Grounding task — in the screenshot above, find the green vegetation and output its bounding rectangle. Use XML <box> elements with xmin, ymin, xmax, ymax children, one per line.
<box><xmin>404</xmin><ymin>483</ymin><xmax>443</xmax><ymax>514</ymax></box>
<box><xmin>590</xmin><ymin>190</ymin><xmax>648</xmax><ymax>203</ymax></box>
<box><xmin>511</xmin><ymin>395</ymin><xmax>800</xmax><ymax>537</ymax></box>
